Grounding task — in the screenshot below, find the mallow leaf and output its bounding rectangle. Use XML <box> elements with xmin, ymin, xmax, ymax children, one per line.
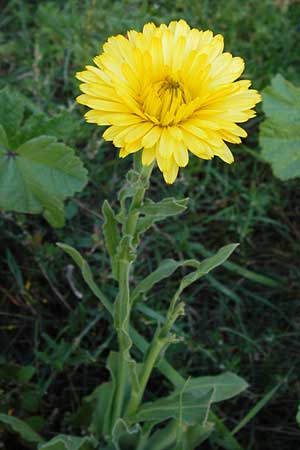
<box><xmin>259</xmin><ymin>74</ymin><xmax>300</xmax><ymax>180</ymax></box>
<box><xmin>0</xmin><ymin>135</ymin><xmax>87</xmax><ymax>227</ymax></box>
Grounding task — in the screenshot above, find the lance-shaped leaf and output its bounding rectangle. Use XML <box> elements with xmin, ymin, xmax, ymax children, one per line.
<box><xmin>259</xmin><ymin>74</ymin><xmax>300</xmax><ymax>180</ymax></box>
<box><xmin>136</xmin><ymin>197</ymin><xmax>189</xmax><ymax>235</ymax></box>
<box><xmin>38</xmin><ymin>435</ymin><xmax>98</xmax><ymax>450</ymax></box>
<box><xmin>173</xmin><ymin>243</ymin><xmax>239</xmax><ymax>302</ymax></box>
<box><xmin>57</xmin><ymin>243</ymin><xmax>113</xmax><ymax>314</ymax></box>
<box><xmin>131</xmin><ymin>258</ymin><xmax>200</xmax><ymax>305</ymax></box>
<box><xmin>102</xmin><ymin>200</ymin><xmax>120</xmax><ymax>279</ymax></box>
<box><xmin>0</xmin><ymin>134</ymin><xmax>87</xmax><ymax>227</ymax></box>
<box><xmin>0</xmin><ymin>413</ymin><xmax>45</xmax><ymax>445</ymax></box>
<box><xmin>133</xmin><ymin>387</ymin><xmax>214</xmax><ymax>426</ymax></box>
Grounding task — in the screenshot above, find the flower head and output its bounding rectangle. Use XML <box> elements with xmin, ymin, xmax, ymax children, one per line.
<box><xmin>76</xmin><ymin>20</ymin><xmax>261</xmax><ymax>183</ymax></box>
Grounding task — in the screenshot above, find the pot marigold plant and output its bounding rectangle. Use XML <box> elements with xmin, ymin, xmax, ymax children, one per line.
<box><xmin>0</xmin><ymin>20</ymin><xmax>261</xmax><ymax>450</ymax></box>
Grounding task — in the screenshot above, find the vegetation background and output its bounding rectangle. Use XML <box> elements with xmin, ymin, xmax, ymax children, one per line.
<box><xmin>1</xmin><ymin>0</ymin><xmax>300</xmax><ymax>449</ymax></box>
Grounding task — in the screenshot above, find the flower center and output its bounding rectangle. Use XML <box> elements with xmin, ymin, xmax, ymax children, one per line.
<box><xmin>142</xmin><ymin>76</ymin><xmax>190</xmax><ymax>126</ymax></box>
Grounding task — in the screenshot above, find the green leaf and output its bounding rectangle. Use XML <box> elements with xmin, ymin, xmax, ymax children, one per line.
<box><xmin>112</xmin><ymin>418</ymin><xmax>141</xmax><ymax>450</ymax></box>
<box><xmin>0</xmin><ymin>136</ymin><xmax>87</xmax><ymax>227</ymax></box>
<box><xmin>176</xmin><ymin>372</ymin><xmax>248</xmax><ymax>403</ymax></box>
<box><xmin>181</xmin><ymin>422</ymin><xmax>214</xmax><ymax>450</ymax></box>
<box><xmin>143</xmin><ymin>420</ymin><xmax>178</xmax><ymax>450</ymax></box>
<box><xmin>57</xmin><ymin>243</ymin><xmax>113</xmax><ymax>314</ymax></box>
<box><xmin>85</xmin><ymin>382</ymin><xmax>114</xmax><ymax>439</ymax></box>
<box><xmin>131</xmin><ymin>258</ymin><xmax>199</xmax><ymax>305</ymax></box>
<box><xmin>173</xmin><ymin>243</ymin><xmax>239</xmax><ymax>302</ymax></box>
<box><xmin>102</xmin><ymin>200</ymin><xmax>120</xmax><ymax>279</ymax></box>
<box><xmin>133</xmin><ymin>388</ymin><xmax>214</xmax><ymax>426</ymax></box>
<box><xmin>0</xmin><ymin>413</ymin><xmax>45</xmax><ymax>445</ymax></box>
<box><xmin>136</xmin><ymin>197</ymin><xmax>189</xmax><ymax>235</ymax></box>
<box><xmin>0</xmin><ymin>87</ymin><xmax>25</xmax><ymax>137</ymax></box>
<box><xmin>259</xmin><ymin>74</ymin><xmax>300</xmax><ymax>180</ymax></box>
<box><xmin>139</xmin><ymin>197</ymin><xmax>189</xmax><ymax>218</ymax></box>
<box><xmin>38</xmin><ymin>435</ymin><xmax>98</xmax><ymax>450</ymax></box>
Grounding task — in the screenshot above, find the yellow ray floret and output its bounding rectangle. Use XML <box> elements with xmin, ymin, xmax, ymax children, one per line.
<box><xmin>76</xmin><ymin>19</ymin><xmax>261</xmax><ymax>184</ymax></box>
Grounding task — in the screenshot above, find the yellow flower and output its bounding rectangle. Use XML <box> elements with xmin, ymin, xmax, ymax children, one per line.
<box><xmin>76</xmin><ymin>20</ymin><xmax>261</xmax><ymax>184</ymax></box>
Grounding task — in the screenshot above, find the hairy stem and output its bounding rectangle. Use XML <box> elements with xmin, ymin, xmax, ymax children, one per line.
<box><xmin>111</xmin><ymin>159</ymin><xmax>153</xmax><ymax>426</ymax></box>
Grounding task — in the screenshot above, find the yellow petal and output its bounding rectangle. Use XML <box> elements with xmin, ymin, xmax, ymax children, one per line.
<box><xmin>142</xmin><ymin>147</ymin><xmax>156</xmax><ymax>166</ymax></box>
<box><xmin>162</xmin><ymin>161</ymin><xmax>179</xmax><ymax>184</ymax></box>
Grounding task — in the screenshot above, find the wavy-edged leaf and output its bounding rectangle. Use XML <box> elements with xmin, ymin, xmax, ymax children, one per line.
<box><xmin>131</xmin><ymin>258</ymin><xmax>199</xmax><ymax>305</ymax></box>
<box><xmin>0</xmin><ymin>136</ymin><xmax>87</xmax><ymax>227</ymax></box>
<box><xmin>260</xmin><ymin>74</ymin><xmax>300</xmax><ymax>180</ymax></box>
<box><xmin>38</xmin><ymin>435</ymin><xmax>98</xmax><ymax>450</ymax></box>
<box><xmin>136</xmin><ymin>197</ymin><xmax>188</xmax><ymax>235</ymax></box>
<box><xmin>57</xmin><ymin>243</ymin><xmax>113</xmax><ymax>314</ymax></box>
<box><xmin>112</xmin><ymin>418</ymin><xmax>141</xmax><ymax>450</ymax></box>
<box><xmin>173</xmin><ymin>244</ymin><xmax>239</xmax><ymax>303</ymax></box>
<box><xmin>0</xmin><ymin>413</ymin><xmax>44</xmax><ymax>445</ymax></box>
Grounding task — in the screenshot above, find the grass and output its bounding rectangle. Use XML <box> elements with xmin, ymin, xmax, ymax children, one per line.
<box><xmin>1</xmin><ymin>0</ymin><xmax>300</xmax><ymax>449</ymax></box>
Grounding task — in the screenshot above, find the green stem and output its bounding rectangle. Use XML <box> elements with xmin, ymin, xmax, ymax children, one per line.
<box><xmin>126</xmin><ymin>334</ymin><xmax>166</xmax><ymax>416</ymax></box>
<box><xmin>111</xmin><ymin>158</ymin><xmax>153</xmax><ymax>426</ymax></box>
<box><xmin>112</xmin><ymin>258</ymin><xmax>131</xmax><ymax>425</ymax></box>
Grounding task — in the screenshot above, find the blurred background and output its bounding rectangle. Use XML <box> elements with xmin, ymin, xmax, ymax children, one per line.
<box><xmin>1</xmin><ymin>1</ymin><xmax>300</xmax><ymax>449</ymax></box>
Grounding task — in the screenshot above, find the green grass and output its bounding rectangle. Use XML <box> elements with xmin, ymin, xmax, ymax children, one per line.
<box><xmin>1</xmin><ymin>0</ymin><xmax>300</xmax><ymax>449</ymax></box>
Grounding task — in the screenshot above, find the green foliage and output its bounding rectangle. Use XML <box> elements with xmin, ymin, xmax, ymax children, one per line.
<box><xmin>0</xmin><ymin>87</ymin><xmax>87</xmax><ymax>227</ymax></box>
<box><xmin>259</xmin><ymin>74</ymin><xmax>300</xmax><ymax>180</ymax></box>
<box><xmin>0</xmin><ymin>413</ymin><xmax>45</xmax><ymax>446</ymax></box>
<box><xmin>38</xmin><ymin>435</ymin><xmax>98</xmax><ymax>450</ymax></box>
<box><xmin>0</xmin><ymin>132</ymin><xmax>87</xmax><ymax>227</ymax></box>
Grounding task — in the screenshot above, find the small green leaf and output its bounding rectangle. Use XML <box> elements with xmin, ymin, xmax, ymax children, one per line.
<box><xmin>139</xmin><ymin>197</ymin><xmax>189</xmax><ymax>218</ymax></box>
<box><xmin>0</xmin><ymin>136</ymin><xmax>87</xmax><ymax>227</ymax></box>
<box><xmin>102</xmin><ymin>200</ymin><xmax>120</xmax><ymax>279</ymax></box>
<box><xmin>38</xmin><ymin>435</ymin><xmax>98</xmax><ymax>450</ymax></box>
<box><xmin>131</xmin><ymin>258</ymin><xmax>199</xmax><ymax>305</ymax></box>
<box><xmin>136</xmin><ymin>197</ymin><xmax>189</xmax><ymax>235</ymax></box>
<box><xmin>57</xmin><ymin>243</ymin><xmax>113</xmax><ymax>314</ymax></box>
<box><xmin>0</xmin><ymin>413</ymin><xmax>45</xmax><ymax>445</ymax></box>
<box><xmin>259</xmin><ymin>74</ymin><xmax>300</xmax><ymax>180</ymax></box>
<box><xmin>174</xmin><ymin>243</ymin><xmax>239</xmax><ymax>301</ymax></box>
